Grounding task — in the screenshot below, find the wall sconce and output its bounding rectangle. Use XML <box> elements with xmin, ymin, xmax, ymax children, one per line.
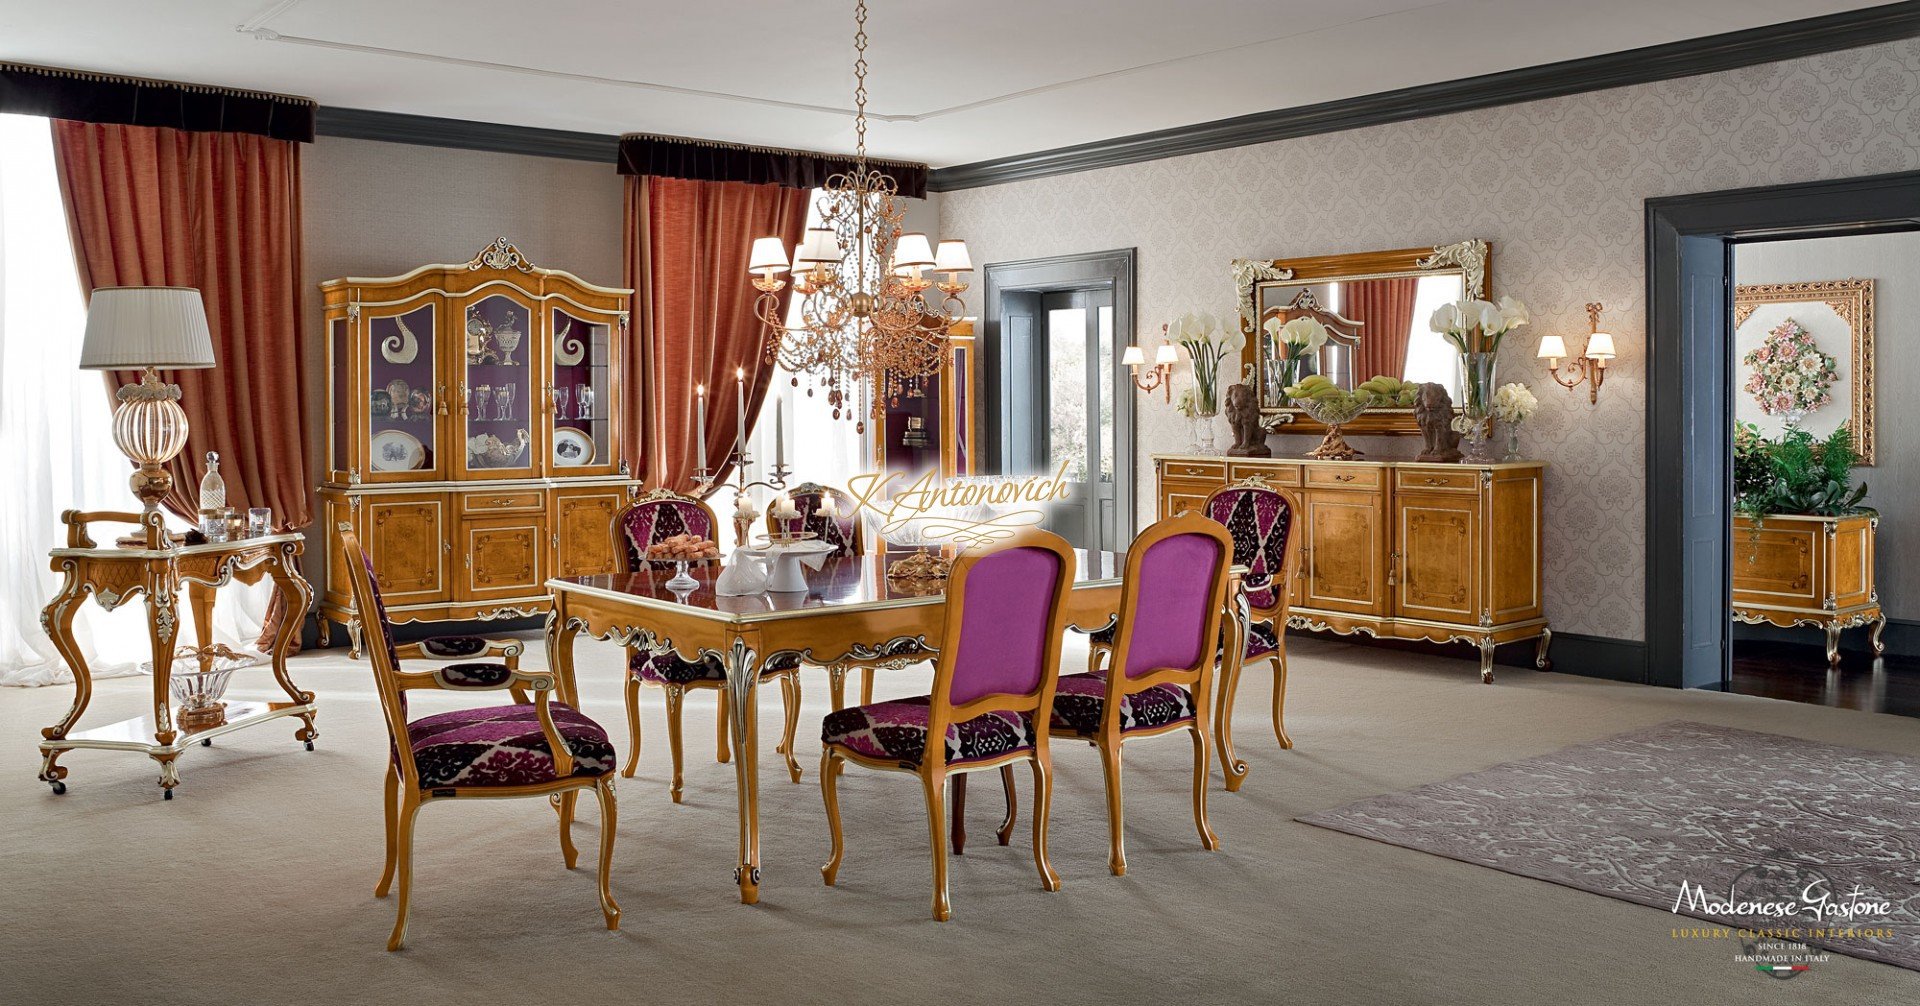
<box><xmin>1123</xmin><ymin>323</ymin><xmax>1180</xmax><ymax>402</ymax></box>
<box><xmin>1537</xmin><ymin>302</ymin><xmax>1616</xmax><ymax>404</ymax></box>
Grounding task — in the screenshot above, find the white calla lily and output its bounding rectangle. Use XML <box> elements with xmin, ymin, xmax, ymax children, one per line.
<box><xmin>1498</xmin><ymin>295</ymin><xmax>1530</xmax><ymax>331</ymax></box>
<box><xmin>1430</xmin><ymin>302</ymin><xmax>1463</xmax><ymax>334</ymax></box>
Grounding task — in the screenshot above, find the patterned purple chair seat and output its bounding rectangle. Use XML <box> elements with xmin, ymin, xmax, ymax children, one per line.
<box><xmin>1049</xmin><ymin>672</ymin><xmax>1196</xmax><ymax>736</ymax></box>
<box><xmin>628</xmin><ymin>650</ymin><xmax>801</xmax><ymax>685</ymax></box>
<box><xmin>821</xmin><ymin>696</ymin><xmax>1035</xmax><ymax>768</ymax></box>
<box><xmin>405</xmin><ymin>703</ymin><xmax>615</xmax><ymax>788</ymax></box>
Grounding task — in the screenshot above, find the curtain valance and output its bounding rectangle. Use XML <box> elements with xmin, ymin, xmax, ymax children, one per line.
<box><xmin>0</xmin><ymin>62</ymin><xmax>315</xmax><ymax>142</ymax></box>
<box><xmin>618</xmin><ymin>132</ymin><xmax>926</xmax><ymax>199</ymax></box>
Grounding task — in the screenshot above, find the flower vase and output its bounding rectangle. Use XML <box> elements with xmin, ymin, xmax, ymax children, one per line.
<box><xmin>1455</xmin><ymin>352</ymin><xmax>1498</xmax><ymax>463</ymax></box>
<box><xmin>1503</xmin><ymin>426</ymin><xmax>1523</xmax><ymax>463</ymax></box>
<box><xmin>1189</xmin><ymin>412</ymin><xmax>1219</xmax><ymax>455</ymax></box>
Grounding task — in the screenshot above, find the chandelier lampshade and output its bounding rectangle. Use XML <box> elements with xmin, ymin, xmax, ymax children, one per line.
<box><xmin>750</xmin><ymin>0</ymin><xmax>971</xmax><ymax>429</ymax></box>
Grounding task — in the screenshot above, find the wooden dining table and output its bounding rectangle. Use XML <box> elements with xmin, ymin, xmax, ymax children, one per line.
<box><xmin>545</xmin><ymin>549</ymin><xmax>1253</xmax><ymax>904</ymax></box>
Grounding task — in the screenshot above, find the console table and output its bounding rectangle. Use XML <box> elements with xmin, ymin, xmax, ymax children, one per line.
<box><xmin>37</xmin><ymin>510</ymin><xmax>317</xmax><ymax>798</ymax></box>
<box><xmin>1154</xmin><ymin>454</ymin><xmax>1550</xmax><ymax>682</ymax></box>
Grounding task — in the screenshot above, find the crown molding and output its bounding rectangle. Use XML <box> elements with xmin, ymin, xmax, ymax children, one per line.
<box><xmin>927</xmin><ymin>1</ymin><xmax>1920</xmax><ymax>192</ymax></box>
<box><xmin>314</xmin><ymin>106</ymin><xmax>618</xmax><ymax>162</ymax></box>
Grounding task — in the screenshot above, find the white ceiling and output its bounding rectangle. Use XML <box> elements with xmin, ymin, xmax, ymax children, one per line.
<box><xmin>0</xmin><ymin>0</ymin><xmax>1884</xmax><ymax>167</ymax></box>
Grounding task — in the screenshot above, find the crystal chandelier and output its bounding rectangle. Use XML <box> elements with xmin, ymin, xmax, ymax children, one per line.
<box><xmin>748</xmin><ymin>0</ymin><xmax>972</xmax><ymax>432</ymax></box>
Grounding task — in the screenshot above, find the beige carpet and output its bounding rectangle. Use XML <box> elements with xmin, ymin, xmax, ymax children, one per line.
<box><xmin>4</xmin><ymin>635</ymin><xmax>1918</xmax><ymax>1005</ymax></box>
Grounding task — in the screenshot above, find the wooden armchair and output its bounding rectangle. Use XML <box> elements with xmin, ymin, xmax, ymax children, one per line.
<box><xmin>338</xmin><ymin>525</ymin><xmax>620</xmax><ymax>951</ymax></box>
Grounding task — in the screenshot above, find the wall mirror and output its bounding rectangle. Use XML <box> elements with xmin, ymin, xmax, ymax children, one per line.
<box><xmin>1233</xmin><ymin>240</ymin><xmax>1489</xmax><ymax>435</ymax></box>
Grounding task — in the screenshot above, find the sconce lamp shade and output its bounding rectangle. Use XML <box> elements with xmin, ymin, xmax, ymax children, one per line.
<box><xmin>1122</xmin><ymin>346</ymin><xmax>1146</xmax><ymax>366</ymax></box>
<box><xmin>1154</xmin><ymin>343</ymin><xmax>1179</xmax><ymax>364</ymax></box>
<box><xmin>80</xmin><ymin>287</ymin><xmax>215</xmax><ymax>370</ymax></box>
<box><xmin>1535</xmin><ymin>334</ymin><xmax>1568</xmax><ymax>361</ymax></box>
<box><xmin>1586</xmin><ymin>331</ymin><xmax>1617</xmax><ymax>360</ymax></box>
<box><xmin>748</xmin><ymin>237</ymin><xmax>790</xmax><ymax>274</ymax></box>
<box><xmin>932</xmin><ymin>239</ymin><xmax>973</xmax><ymax>273</ymax></box>
<box><xmin>794</xmin><ymin>227</ymin><xmax>843</xmax><ymax>264</ymax></box>
<box><xmin>892</xmin><ymin>233</ymin><xmax>936</xmax><ymax>271</ymax></box>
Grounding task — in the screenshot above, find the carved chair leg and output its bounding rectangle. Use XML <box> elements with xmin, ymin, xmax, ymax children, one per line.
<box><xmin>778</xmin><ymin>671</ymin><xmax>802</xmax><ymax>784</ymax></box>
<box><xmin>1098</xmin><ymin>740</ymin><xmax>1127</xmax><ymax>876</ymax></box>
<box><xmin>1271</xmin><ymin>652</ymin><xmax>1293</xmax><ymax>750</ymax></box>
<box><xmin>1031</xmin><ymin>755</ymin><xmax>1060</xmax><ymax>892</ymax></box>
<box><xmin>1086</xmin><ymin>644</ymin><xmax>1108</xmax><ymax>675</ymax></box>
<box><xmin>592</xmin><ymin>778</ymin><xmax>621</xmax><ymax>930</ymax></box>
<box><xmin>950</xmin><ymin>773</ymin><xmax>968</xmax><ymax>855</ymax></box>
<box><xmin>924</xmin><ymin>772</ymin><xmax>952</xmax><ymax>922</ymax></box>
<box><xmin>387</xmin><ymin>794</ymin><xmax>422</xmax><ymax>951</ymax></box>
<box><xmin>996</xmin><ymin>763</ymin><xmax>1018</xmax><ymax>846</ymax></box>
<box><xmin>1191</xmin><ymin>723</ymin><xmax>1220</xmax><ymax>851</ymax></box>
<box><xmin>820</xmin><ymin>748</ymin><xmax>845</xmax><ymax>886</ymax></box>
<box><xmin>664</xmin><ymin>685</ymin><xmax>687</xmax><ymax>804</ymax></box>
<box><xmin>376</xmin><ymin>764</ymin><xmax>399</xmax><ymax>897</ymax></box>
<box><xmin>716</xmin><ymin>689</ymin><xmax>732</xmax><ymax>764</ymax></box>
<box><xmin>621</xmin><ymin>673</ymin><xmax>643</xmax><ymax>779</ymax></box>
<box><xmin>556</xmin><ymin>791</ymin><xmax>580</xmax><ymax>869</ymax></box>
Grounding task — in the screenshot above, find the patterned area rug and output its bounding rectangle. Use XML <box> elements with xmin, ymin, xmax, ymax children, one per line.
<box><xmin>1300</xmin><ymin>721</ymin><xmax>1920</xmax><ymax>971</ymax></box>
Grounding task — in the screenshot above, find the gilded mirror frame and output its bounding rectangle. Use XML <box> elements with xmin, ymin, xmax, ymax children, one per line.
<box><xmin>1233</xmin><ymin>240</ymin><xmax>1490</xmax><ymax>436</ymax></box>
<box><xmin>1731</xmin><ymin>278</ymin><xmax>1875</xmax><ymax>466</ymax></box>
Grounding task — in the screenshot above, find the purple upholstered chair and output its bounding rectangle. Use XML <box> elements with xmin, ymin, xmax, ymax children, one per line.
<box><xmin>1087</xmin><ymin>478</ymin><xmax>1298</xmax><ymax>748</ymax></box>
<box><xmin>339</xmin><ymin>525</ymin><xmax>618</xmax><ymax>951</ymax></box>
<box><xmin>767</xmin><ymin>481</ymin><xmax>929</xmax><ymax>709</ymax></box>
<box><xmin>616</xmin><ymin>487</ymin><xmax>803</xmax><ymax>799</ymax></box>
<box><xmin>1049</xmin><ymin>512</ymin><xmax>1232</xmax><ymax>876</ymax></box>
<box><xmin>818</xmin><ymin>530</ymin><xmax>1077</xmax><ymax>922</ymax></box>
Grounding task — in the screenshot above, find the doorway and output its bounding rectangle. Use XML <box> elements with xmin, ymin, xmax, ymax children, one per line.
<box><xmin>982</xmin><ymin>250</ymin><xmax>1136</xmax><ymax>553</ymax></box>
<box><xmin>1646</xmin><ymin>170</ymin><xmax>1920</xmax><ymax>691</ymax></box>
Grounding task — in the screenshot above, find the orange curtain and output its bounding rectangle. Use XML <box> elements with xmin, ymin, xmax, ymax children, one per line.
<box><xmin>1346</xmin><ymin>278</ymin><xmax>1420</xmax><ymax>382</ymax></box>
<box><xmin>51</xmin><ymin>120</ymin><xmax>310</xmax><ymax>529</ymax></box>
<box><xmin>625</xmin><ymin>175</ymin><xmax>810</xmax><ymax>492</ymax></box>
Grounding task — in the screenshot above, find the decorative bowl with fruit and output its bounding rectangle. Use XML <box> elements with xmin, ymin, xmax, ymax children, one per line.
<box><xmin>1283</xmin><ymin>375</ymin><xmax>1418</xmax><ymax>460</ymax></box>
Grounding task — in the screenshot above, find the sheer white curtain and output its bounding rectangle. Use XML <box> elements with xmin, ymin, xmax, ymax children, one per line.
<box><xmin>716</xmin><ymin>190</ymin><xmax>870</xmax><ymax>552</ymax></box>
<box><xmin>0</xmin><ymin>114</ymin><xmax>268</xmax><ymax>687</ymax></box>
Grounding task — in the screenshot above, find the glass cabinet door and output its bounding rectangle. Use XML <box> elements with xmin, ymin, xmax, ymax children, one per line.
<box><xmin>548</xmin><ymin>306</ymin><xmax>614</xmax><ymax>475</ymax></box>
<box><xmin>365</xmin><ymin>302</ymin><xmax>440</xmax><ymax>480</ymax></box>
<box><xmin>460</xmin><ymin>293</ymin><xmax>539</xmax><ymax>478</ymax></box>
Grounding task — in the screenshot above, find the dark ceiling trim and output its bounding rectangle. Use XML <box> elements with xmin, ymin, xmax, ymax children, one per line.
<box><xmin>315</xmin><ymin>106</ymin><xmax>618</xmax><ymax>162</ymax></box>
<box><xmin>927</xmin><ymin>1</ymin><xmax>1920</xmax><ymax>192</ymax></box>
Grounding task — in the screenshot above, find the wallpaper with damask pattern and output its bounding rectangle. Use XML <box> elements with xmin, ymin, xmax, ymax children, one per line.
<box><xmin>943</xmin><ymin>40</ymin><xmax>1920</xmax><ymax>641</ymax></box>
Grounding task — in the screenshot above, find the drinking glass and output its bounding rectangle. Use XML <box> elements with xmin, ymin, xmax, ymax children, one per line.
<box><xmin>474</xmin><ymin>385</ymin><xmax>493</xmax><ymax>422</ymax></box>
<box><xmin>496</xmin><ymin>383</ymin><xmax>515</xmax><ymax>421</ymax></box>
<box><xmin>553</xmin><ymin>385</ymin><xmax>571</xmax><ymax>419</ymax></box>
<box><xmin>248</xmin><ymin>507</ymin><xmax>271</xmax><ymax>537</ymax></box>
<box><xmin>575</xmin><ymin>383</ymin><xmax>594</xmax><ymax>420</ymax></box>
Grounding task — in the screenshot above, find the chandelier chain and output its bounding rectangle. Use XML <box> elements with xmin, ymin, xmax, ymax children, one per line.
<box><xmin>853</xmin><ymin>0</ymin><xmax>869</xmax><ymax>164</ymax></box>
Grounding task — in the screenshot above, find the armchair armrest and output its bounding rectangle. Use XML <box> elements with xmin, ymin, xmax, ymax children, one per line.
<box><xmin>392</xmin><ymin>665</ymin><xmax>555</xmax><ymax>693</ymax></box>
<box><xmin>395</xmin><ymin>635</ymin><xmax>524</xmax><ymax>668</ymax></box>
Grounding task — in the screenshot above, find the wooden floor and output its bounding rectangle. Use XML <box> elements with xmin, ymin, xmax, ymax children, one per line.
<box><xmin>1730</xmin><ymin>641</ymin><xmax>1920</xmax><ymax>717</ymax></box>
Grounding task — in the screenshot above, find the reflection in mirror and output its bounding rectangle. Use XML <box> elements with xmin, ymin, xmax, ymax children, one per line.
<box><xmin>1255</xmin><ymin>273</ymin><xmax>1465</xmax><ymax>403</ymax></box>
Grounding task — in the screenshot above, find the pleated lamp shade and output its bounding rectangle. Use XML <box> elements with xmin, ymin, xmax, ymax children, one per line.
<box><xmin>80</xmin><ymin>287</ymin><xmax>216</xmax><ymax>370</ymax></box>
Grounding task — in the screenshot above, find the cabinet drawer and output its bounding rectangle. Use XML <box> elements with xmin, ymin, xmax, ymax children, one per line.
<box><xmin>1227</xmin><ymin>462</ymin><xmax>1300</xmax><ymax>486</ymax></box>
<box><xmin>1305</xmin><ymin>465</ymin><xmax>1380</xmax><ymax>490</ymax></box>
<box><xmin>1396</xmin><ymin>469</ymin><xmax>1480</xmax><ymax>493</ymax></box>
<box><xmin>461</xmin><ymin>489</ymin><xmax>547</xmax><ymax>514</ymax></box>
<box><xmin>1162</xmin><ymin>491</ymin><xmax>1211</xmax><ymax>519</ymax></box>
<box><xmin>1160</xmin><ymin>459</ymin><xmax>1226</xmax><ymax>480</ymax></box>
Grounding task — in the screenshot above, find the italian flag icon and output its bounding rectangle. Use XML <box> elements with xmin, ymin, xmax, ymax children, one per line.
<box><xmin>1755</xmin><ymin>965</ymin><xmax>1810</xmax><ymax>974</ymax></box>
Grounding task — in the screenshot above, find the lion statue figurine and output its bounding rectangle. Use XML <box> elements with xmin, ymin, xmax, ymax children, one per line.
<box><xmin>1224</xmin><ymin>383</ymin><xmax>1270</xmax><ymax>457</ymax></box>
<box><xmin>1414</xmin><ymin>382</ymin><xmax>1464</xmax><ymax>462</ymax></box>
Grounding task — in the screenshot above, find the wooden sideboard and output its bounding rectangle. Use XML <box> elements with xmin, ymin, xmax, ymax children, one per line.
<box><xmin>1154</xmin><ymin>454</ymin><xmax>1549</xmax><ymax>682</ymax></box>
<box><xmin>1731</xmin><ymin>512</ymin><xmax>1885</xmax><ymax>665</ymax></box>
<box><xmin>315</xmin><ymin>240</ymin><xmax>640</xmax><ymax>655</ymax></box>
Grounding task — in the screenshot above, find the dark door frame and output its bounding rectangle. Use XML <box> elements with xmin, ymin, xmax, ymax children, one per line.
<box><xmin>1645</xmin><ymin>170</ymin><xmax>1920</xmax><ymax>689</ymax></box>
<box><xmin>981</xmin><ymin>249</ymin><xmax>1138</xmax><ymax>536</ymax></box>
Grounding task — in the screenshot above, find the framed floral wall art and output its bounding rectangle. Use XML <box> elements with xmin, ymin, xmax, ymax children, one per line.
<box><xmin>1733</xmin><ymin>278</ymin><xmax>1875</xmax><ymax>465</ymax></box>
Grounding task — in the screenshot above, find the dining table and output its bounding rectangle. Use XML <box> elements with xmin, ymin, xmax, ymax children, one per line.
<box><xmin>544</xmin><ymin>548</ymin><xmax>1253</xmax><ymax>905</ymax></box>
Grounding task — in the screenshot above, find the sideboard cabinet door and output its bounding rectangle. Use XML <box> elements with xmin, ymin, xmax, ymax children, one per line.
<box><xmin>551</xmin><ymin>487</ymin><xmax>625</xmax><ymax>578</ymax></box>
<box><xmin>460</xmin><ymin>515</ymin><xmax>548</xmax><ymax>601</ymax></box>
<box><xmin>365</xmin><ymin>493</ymin><xmax>450</xmax><ymax>605</ymax></box>
<box><xmin>1393</xmin><ymin>491</ymin><xmax>1482</xmax><ymax>624</ymax></box>
<box><xmin>1301</xmin><ymin>490</ymin><xmax>1387</xmax><ymax>616</ymax></box>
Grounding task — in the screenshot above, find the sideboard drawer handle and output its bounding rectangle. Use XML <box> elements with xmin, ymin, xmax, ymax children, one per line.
<box><xmin>1423</xmin><ymin>477</ymin><xmax>1443</xmax><ymax>485</ymax></box>
<box><xmin>1334</xmin><ymin>473</ymin><xmax>1354</xmax><ymax>482</ymax></box>
<box><xmin>1183</xmin><ymin>466</ymin><xmax>1204</xmax><ymax>475</ymax></box>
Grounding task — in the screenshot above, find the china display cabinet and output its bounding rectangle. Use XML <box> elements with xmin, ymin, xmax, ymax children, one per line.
<box><xmin>317</xmin><ymin>239</ymin><xmax>639</xmax><ymax>655</ymax></box>
<box><xmin>875</xmin><ymin>320</ymin><xmax>978</xmax><ymax>477</ymax></box>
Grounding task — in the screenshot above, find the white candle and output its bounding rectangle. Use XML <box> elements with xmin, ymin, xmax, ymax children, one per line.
<box><xmin>694</xmin><ymin>384</ymin><xmax>707</xmax><ymax>468</ymax></box>
<box><xmin>734</xmin><ymin>367</ymin><xmax>747</xmax><ymax>468</ymax></box>
<box><xmin>774</xmin><ymin>398</ymin><xmax>786</xmax><ymax>469</ymax></box>
<box><xmin>817</xmin><ymin>495</ymin><xmax>837</xmax><ymax>519</ymax></box>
